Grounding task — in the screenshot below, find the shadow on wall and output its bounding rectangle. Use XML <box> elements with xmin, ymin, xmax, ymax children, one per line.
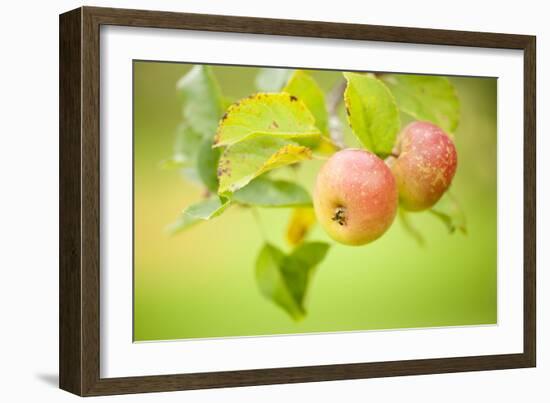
<box><xmin>35</xmin><ymin>373</ymin><xmax>58</xmax><ymax>388</ymax></box>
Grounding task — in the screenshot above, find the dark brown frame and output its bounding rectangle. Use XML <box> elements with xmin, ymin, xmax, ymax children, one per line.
<box><xmin>59</xmin><ymin>6</ymin><xmax>536</xmax><ymax>396</ymax></box>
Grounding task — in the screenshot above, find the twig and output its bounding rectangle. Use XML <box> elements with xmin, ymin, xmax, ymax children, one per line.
<box><xmin>326</xmin><ymin>80</ymin><xmax>347</xmax><ymax>148</ymax></box>
<box><xmin>327</xmin><ymin>80</ymin><xmax>347</xmax><ymax>115</ymax></box>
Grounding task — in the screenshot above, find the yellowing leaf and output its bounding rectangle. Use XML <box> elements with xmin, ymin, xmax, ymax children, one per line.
<box><xmin>343</xmin><ymin>72</ymin><xmax>400</xmax><ymax>156</ymax></box>
<box><xmin>283</xmin><ymin>70</ymin><xmax>329</xmax><ymax>135</ymax></box>
<box><xmin>315</xmin><ymin>136</ymin><xmax>340</xmax><ymax>156</ymax></box>
<box><xmin>217</xmin><ymin>137</ymin><xmax>312</xmax><ymax>194</ymax></box>
<box><xmin>286</xmin><ymin>207</ymin><xmax>316</xmax><ymax>246</ymax></box>
<box><xmin>214</xmin><ymin>93</ymin><xmax>321</xmax><ymax>147</ymax></box>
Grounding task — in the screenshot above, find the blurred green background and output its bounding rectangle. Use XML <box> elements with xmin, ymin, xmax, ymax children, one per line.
<box><xmin>133</xmin><ymin>61</ymin><xmax>497</xmax><ymax>342</ymax></box>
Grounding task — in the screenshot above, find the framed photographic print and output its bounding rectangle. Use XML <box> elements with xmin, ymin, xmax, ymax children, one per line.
<box><xmin>59</xmin><ymin>6</ymin><xmax>536</xmax><ymax>396</ymax></box>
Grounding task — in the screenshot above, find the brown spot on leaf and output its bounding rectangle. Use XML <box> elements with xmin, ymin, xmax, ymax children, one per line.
<box><xmin>270</xmin><ymin>120</ymin><xmax>279</xmax><ymax>129</ymax></box>
<box><xmin>290</xmin><ymin>95</ymin><xmax>298</xmax><ymax>102</ymax></box>
<box><xmin>216</xmin><ymin>164</ymin><xmax>232</xmax><ymax>178</ymax></box>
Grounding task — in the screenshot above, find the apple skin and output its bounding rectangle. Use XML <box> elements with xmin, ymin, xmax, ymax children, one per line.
<box><xmin>313</xmin><ymin>149</ymin><xmax>398</xmax><ymax>246</ymax></box>
<box><xmin>391</xmin><ymin>121</ymin><xmax>457</xmax><ymax>211</ymax></box>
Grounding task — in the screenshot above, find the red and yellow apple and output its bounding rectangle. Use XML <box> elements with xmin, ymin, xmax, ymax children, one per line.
<box><xmin>390</xmin><ymin>121</ymin><xmax>458</xmax><ymax>211</ymax></box>
<box><xmin>313</xmin><ymin>149</ymin><xmax>398</xmax><ymax>246</ymax></box>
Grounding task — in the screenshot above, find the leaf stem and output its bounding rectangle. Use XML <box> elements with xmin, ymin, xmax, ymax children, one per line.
<box><xmin>399</xmin><ymin>207</ymin><xmax>425</xmax><ymax>246</ymax></box>
<box><xmin>251</xmin><ymin>207</ymin><xmax>268</xmax><ymax>241</ymax></box>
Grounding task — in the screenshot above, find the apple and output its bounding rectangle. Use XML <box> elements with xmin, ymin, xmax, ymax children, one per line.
<box><xmin>313</xmin><ymin>149</ymin><xmax>398</xmax><ymax>246</ymax></box>
<box><xmin>391</xmin><ymin>121</ymin><xmax>457</xmax><ymax>211</ymax></box>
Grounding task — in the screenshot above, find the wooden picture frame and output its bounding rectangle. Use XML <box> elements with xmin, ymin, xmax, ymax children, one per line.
<box><xmin>59</xmin><ymin>6</ymin><xmax>536</xmax><ymax>396</ymax></box>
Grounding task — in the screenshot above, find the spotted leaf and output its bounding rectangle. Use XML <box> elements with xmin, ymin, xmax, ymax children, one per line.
<box><xmin>214</xmin><ymin>93</ymin><xmax>321</xmax><ymax>148</ymax></box>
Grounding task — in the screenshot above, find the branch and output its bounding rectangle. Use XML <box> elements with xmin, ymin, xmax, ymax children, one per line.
<box><xmin>327</xmin><ymin>79</ymin><xmax>346</xmax><ymax>115</ymax></box>
<box><xmin>326</xmin><ymin>80</ymin><xmax>347</xmax><ymax>148</ymax></box>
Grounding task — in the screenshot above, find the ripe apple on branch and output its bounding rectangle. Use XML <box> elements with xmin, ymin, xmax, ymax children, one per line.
<box><xmin>166</xmin><ymin>67</ymin><xmax>465</xmax><ymax>319</ymax></box>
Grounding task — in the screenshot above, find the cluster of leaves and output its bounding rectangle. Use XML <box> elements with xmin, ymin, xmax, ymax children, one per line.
<box><xmin>164</xmin><ymin>65</ymin><xmax>465</xmax><ymax>320</ymax></box>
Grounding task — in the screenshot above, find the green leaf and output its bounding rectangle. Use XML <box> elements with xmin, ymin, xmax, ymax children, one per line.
<box><xmin>286</xmin><ymin>207</ymin><xmax>316</xmax><ymax>246</ymax></box>
<box><xmin>429</xmin><ymin>192</ymin><xmax>467</xmax><ymax>234</ymax></box>
<box><xmin>255</xmin><ymin>242</ymin><xmax>330</xmax><ymax>320</ymax></box>
<box><xmin>381</xmin><ymin>74</ymin><xmax>460</xmax><ymax>133</ymax></box>
<box><xmin>284</xmin><ymin>242</ymin><xmax>330</xmax><ymax>306</ymax></box>
<box><xmin>177</xmin><ymin>65</ymin><xmax>224</xmax><ymax>136</ymax></box>
<box><xmin>217</xmin><ymin>136</ymin><xmax>313</xmax><ymax>194</ymax></box>
<box><xmin>161</xmin><ymin>124</ymin><xmax>204</xmax><ymax>182</ymax></box>
<box><xmin>159</xmin><ymin>155</ymin><xmax>189</xmax><ymax>170</ymax></box>
<box><xmin>283</xmin><ymin>70</ymin><xmax>329</xmax><ymax>135</ymax></box>
<box><xmin>343</xmin><ymin>72</ymin><xmax>401</xmax><ymax>156</ymax></box>
<box><xmin>255</xmin><ymin>68</ymin><xmax>294</xmax><ymax>92</ymax></box>
<box><xmin>214</xmin><ymin>93</ymin><xmax>321</xmax><ymax>148</ymax></box>
<box><xmin>256</xmin><ymin>244</ymin><xmax>301</xmax><ymax>318</ymax></box>
<box><xmin>170</xmin><ymin>67</ymin><xmax>225</xmax><ymax>187</ymax></box>
<box><xmin>164</xmin><ymin>123</ymin><xmax>203</xmax><ymax>169</ymax></box>
<box><xmin>399</xmin><ymin>208</ymin><xmax>425</xmax><ymax>246</ymax></box>
<box><xmin>196</xmin><ymin>138</ymin><xmax>221</xmax><ymax>193</ymax></box>
<box><xmin>166</xmin><ymin>196</ymin><xmax>231</xmax><ymax>235</ymax></box>
<box><xmin>233</xmin><ymin>176</ymin><xmax>312</xmax><ymax>207</ymax></box>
